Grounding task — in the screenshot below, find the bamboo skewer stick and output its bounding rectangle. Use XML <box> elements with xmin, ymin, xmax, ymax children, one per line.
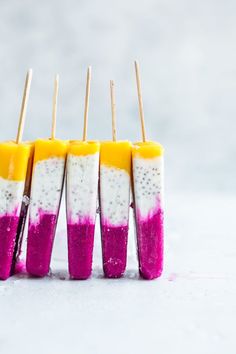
<box><xmin>51</xmin><ymin>74</ymin><xmax>59</xmax><ymax>140</ymax></box>
<box><xmin>134</xmin><ymin>60</ymin><xmax>147</xmax><ymax>142</ymax></box>
<box><xmin>110</xmin><ymin>80</ymin><xmax>117</xmax><ymax>142</ymax></box>
<box><xmin>16</xmin><ymin>69</ymin><xmax>33</xmax><ymax>144</ymax></box>
<box><xmin>83</xmin><ymin>66</ymin><xmax>92</xmax><ymax>141</ymax></box>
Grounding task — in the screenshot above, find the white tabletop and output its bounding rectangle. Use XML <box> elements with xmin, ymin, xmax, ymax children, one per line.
<box><xmin>1</xmin><ymin>192</ymin><xmax>235</xmax><ymax>354</ymax></box>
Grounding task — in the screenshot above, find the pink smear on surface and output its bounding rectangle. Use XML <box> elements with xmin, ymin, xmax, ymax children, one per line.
<box><xmin>0</xmin><ymin>215</ymin><xmax>19</xmax><ymax>280</ymax></box>
<box><xmin>168</xmin><ymin>272</ymin><xmax>178</xmax><ymax>282</ymax></box>
<box><xmin>26</xmin><ymin>213</ymin><xmax>57</xmax><ymax>277</ymax></box>
<box><xmin>101</xmin><ymin>224</ymin><xmax>128</xmax><ymax>278</ymax></box>
<box><xmin>136</xmin><ymin>208</ymin><xmax>164</xmax><ymax>280</ymax></box>
<box><xmin>14</xmin><ymin>259</ymin><xmax>26</xmax><ymax>274</ymax></box>
<box><xmin>67</xmin><ymin>222</ymin><xmax>95</xmax><ymax>280</ymax></box>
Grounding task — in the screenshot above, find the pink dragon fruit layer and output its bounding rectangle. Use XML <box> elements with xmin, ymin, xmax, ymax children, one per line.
<box><xmin>136</xmin><ymin>207</ymin><xmax>164</xmax><ymax>280</ymax></box>
<box><xmin>67</xmin><ymin>219</ymin><xmax>95</xmax><ymax>280</ymax></box>
<box><xmin>101</xmin><ymin>221</ymin><xmax>128</xmax><ymax>278</ymax></box>
<box><xmin>0</xmin><ymin>213</ymin><xmax>19</xmax><ymax>280</ymax></box>
<box><xmin>26</xmin><ymin>212</ymin><xmax>58</xmax><ymax>277</ymax></box>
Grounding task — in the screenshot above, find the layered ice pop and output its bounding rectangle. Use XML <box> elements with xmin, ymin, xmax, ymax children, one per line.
<box><xmin>66</xmin><ymin>141</ymin><xmax>100</xmax><ymax>279</ymax></box>
<box><xmin>99</xmin><ymin>141</ymin><xmax>131</xmax><ymax>278</ymax></box>
<box><xmin>132</xmin><ymin>142</ymin><xmax>164</xmax><ymax>279</ymax></box>
<box><xmin>0</xmin><ymin>142</ymin><xmax>32</xmax><ymax>280</ymax></box>
<box><xmin>26</xmin><ymin>139</ymin><xmax>67</xmax><ymax>276</ymax></box>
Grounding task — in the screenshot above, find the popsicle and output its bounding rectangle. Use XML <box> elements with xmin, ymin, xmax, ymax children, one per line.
<box><xmin>132</xmin><ymin>61</ymin><xmax>164</xmax><ymax>279</ymax></box>
<box><xmin>66</xmin><ymin>67</ymin><xmax>100</xmax><ymax>279</ymax></box>
<box><xmin>26</xmin><ymin>75</ymin><xmax>67</xmax><ymax>277</ymax></box>
<box><xmin>0</xmin><ymin>70</ymin><xmax>33</xmax><ymax>280</ymax></box>
<box><xmin>99</xmin><ymin>81</ymin><xmax>131</xmax><ymax>278</ymax></box>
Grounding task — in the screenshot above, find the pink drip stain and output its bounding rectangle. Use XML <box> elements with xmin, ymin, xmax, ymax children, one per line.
<box><xmin>101</xmin><ymin>223</ymin><xmax>128</xmax><ymax>278</ymax></box>
<box><xmin>168</xmin><ymin>272</ymin><xmax>178</xmax><ymax>282</ymax></box>
<box><xmin>136</xmin><ymin>207</ymin><xmax>164</xmax><ymax>280</ymax></box>
<box><xmin>67</xmin><ymin>222</ymin><xmax>95</xmax><ymax>280</ymax></box>
<box><xmin>26</xmin><ymin>212</ymin><xmax>58</xmax><ymax>277</ymax></box>
<box><xmin>0</xmin><ymin>214</ymin><xmax>20</xmax><ymax>280</ymax></box>
<box><xmin>14</xmin><ymin>259</ymin><xmax>26</xmax><ymax>275</ymax></box>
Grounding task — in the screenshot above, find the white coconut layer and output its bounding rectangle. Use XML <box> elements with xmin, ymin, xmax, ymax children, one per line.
<box><xmin>100</xmin><ymin>165</ymin><xmax>130</xmax><ymax>226</ymax></box>
<box><xmin>0</xmin><ymin>177</ymin><xmax>24</xmax><ymax>216</ymax></box>
<box><xmin>29</xmin><ymin>157</ymin><xmax>66</xmax><ymax>223</ymax></box>
<box><xmin>66</xmin><ymin>153</ymin><xmax>99</xmax><ymax>223</ymax></box>
<box><xmin>132</xmin><ymin>156</ymin><xmax>164</xmax><ymax>219</ymax></box>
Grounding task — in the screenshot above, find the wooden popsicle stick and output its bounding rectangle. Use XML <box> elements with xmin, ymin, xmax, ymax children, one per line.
<box><xmin>16</xmin><ymin>69</ymin><xmax>33</xmax><ymax>144</ymax></box>
<box><xmin>110</xmin><ymin>80</ymin><xmax>117</xmax><ymax>142</ymax></box>
<box><xmin>83</xmin><ymin>66</ymin><xmax>92</xmax><ymax>141</ymax></box>
<box><xmin>134</xmin><ymin>60</ymin><xmax>147</xmax><ymax>142</ymax></box>
<box><xmin>51</xmin><ymin>74</ymin><xmax>59</xmax><ymax>140</ymax></box>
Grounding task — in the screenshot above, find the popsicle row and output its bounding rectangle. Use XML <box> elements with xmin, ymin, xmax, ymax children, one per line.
<box><xmin>0</xmin><ymin>62</ymin><xmax>164</xmax><ymax>281</ymax></box>
<box><xmin>0</xmin><ymin>139</ymin><xmax>164</xmax><ymax>281</ymax></box>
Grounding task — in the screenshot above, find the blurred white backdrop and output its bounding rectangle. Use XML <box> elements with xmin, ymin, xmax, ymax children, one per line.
<box><xmin>0</xmin><ymin>0</ymin><xmax>235</xmax><ymax>193</ymax></box>
<box><xmin>1</xmin><ymin>2</ymin><xmax>236</xmax><ymax>354</ymax></box>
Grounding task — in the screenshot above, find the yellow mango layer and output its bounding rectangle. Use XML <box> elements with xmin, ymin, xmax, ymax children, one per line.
<box><xmin>33</xmin><ymin>139</ymin><xmax>68</xmax><ymax>165</ymax></box>
<box><xmin>100</xmin><ymin>141</ymin><xmax>131</xmax><ymax>174</ymax></box>
<box><xmin>132</xmin><ymin>141</ymin><xmax>164</xmax><ymax>159</ymax></box>
<box><xmin>0</xmin><ymin>141</ymin><xmax>32</xmax><ymax>181</ymax></box>
<box><xmin>69</xmin><ymin>140</ymin><xmax>100</xmax><ymax>156</ymax></box>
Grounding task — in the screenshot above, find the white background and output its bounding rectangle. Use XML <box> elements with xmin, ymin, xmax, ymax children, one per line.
<box><xmin>0</xmin><ymin>1</ymin><xmax>236</xmax><ymax>353</ymax></box>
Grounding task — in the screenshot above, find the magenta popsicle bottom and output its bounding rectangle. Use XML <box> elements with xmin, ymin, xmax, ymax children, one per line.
<box><xmin>0</xmin><ymin>215</ymin><xmax>19</xmax><ymax>280</ymax></box>
<box><xmin>67</xmin><ymin>223</ymin><xmax>95</xmax><ymax>279</ymax></box>
<box><xmin>136</xmin><ymin>209</ymin><xmax>164</xmax><ymax>280</ymax></box>
<box><xmin>101</xmin><ymin>224</ymin><xmax>128</xmax><ymax>278</ymax></box>
<box><xmin>26</xmin><ymin>213</ymin><xmax>57</xmax><ymax>277</ymax></box>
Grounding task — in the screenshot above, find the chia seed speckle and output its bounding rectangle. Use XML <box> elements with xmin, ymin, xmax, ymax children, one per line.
<box><xmin>29</xmin><ymin>157</ymin><xmax>66</xmax><ymax>223</ymax></box>
<box><xmin>100</xmin><ymin>165</ymin><xmax>130</xmax><ymax>226</ymax></box>
<box><xmin>132</xmin><ymin>156</ymin><xmax>163</xmax><ymax>218</ymax></box>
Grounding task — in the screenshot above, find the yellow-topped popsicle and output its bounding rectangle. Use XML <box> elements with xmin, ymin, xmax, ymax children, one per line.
<box><xmin>132</xmin><ymin>141</ymin><xmax>164</xmax><ymax>279</ymax></box>
<box><xmin>66</xmin><ymin>67</ymin><xmax>101</xmax><ymax>280</ymax></box>
<box><xmin>132</xmin><ymin>61</ymin><xmax>165</xmax><ymax>279</ymax></box>
<box><xmin>99</xmin><ymin>80</ymin><xmax>132</xmax><ymax>279</ymax></box>
<box><xmin>0</xmin><ymin>142</ymin><xmax>32</xmax><ymax>280</ymax></box>
<box><xmin>26</xmin><ymin>138</ymin><xmax>67</xmax><ymax>276</ymax></box>
<box><xmin>99</xmin><ymin>81</ymin><xmax>132</xmax><ymax>278</ymax></box>
<box><xmin>0</xmin><ymin>69</ymin><xmax>33</xmax><ymax>281</ymax></box>
<box><xmin>66</xmin><ymin>140</ymin><xmax>100</xmax><ymax>279</ymax></box>
<box><xmin>100</xmin><ymin>140</ymin><xmax>131</xmax><ymax>278</ymax></box>
<box><xmin>26</xmin><ymin>74</ymin><xmax>68</xmax><ymax>277</ymax></box>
